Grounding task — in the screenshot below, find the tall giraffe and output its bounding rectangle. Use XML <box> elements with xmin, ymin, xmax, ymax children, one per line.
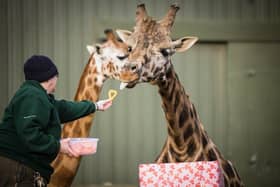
<box><xmin>49</xmin><ymin>30</ymin><xmax>132</xmax><ymax>187</ymax></box>
<box><xmin>116</xmin><ymin>4</ymin><xmax>244</xmax><ymax>187</ymax></box>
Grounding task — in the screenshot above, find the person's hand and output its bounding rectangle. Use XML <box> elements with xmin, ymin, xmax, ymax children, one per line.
<box><xmin>96</xmin><ymin>99</ymin><xmax>113</xmax><ymax>111</ymax></box>
<box><xmin>60</xmin><ymin>138</ymin><xmax>79</xmax><ymax>157</ymax></box>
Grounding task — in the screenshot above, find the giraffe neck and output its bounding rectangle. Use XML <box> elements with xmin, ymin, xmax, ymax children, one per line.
<box><xmin>155</xmin><ymin>65</ymin><xmax>244</xmax><ymax>186</ymax></box>
<box><xmin>156</xmin><ymin>65</ymin><xmax>218</xmax><ymax>162</ymax></box>
<box><xmin>49</xmin><ymin>54</ymin><xmax>104</xmax><ymax>187</ymax></box>
<box><xmin>61</xmin><ymin>54</ymin><xmax>103</xmax><ymax>138</ymax></box>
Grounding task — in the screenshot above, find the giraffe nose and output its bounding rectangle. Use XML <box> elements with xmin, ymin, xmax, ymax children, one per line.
<box><xmin>130</xmin><ymin>64</ymin><xmax>137</xmax><ymax>72</ymax></box>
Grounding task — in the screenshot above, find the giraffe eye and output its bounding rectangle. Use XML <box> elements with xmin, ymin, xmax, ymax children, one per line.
<box><xmin>117</xmin><ymin>54</ymin><xmax>128</xmax><ymax>60</ymax></box>
<box><xmin>160</xmin><ymin>48</ymin><xmax>170</xmax><ymax>57</ymax></box>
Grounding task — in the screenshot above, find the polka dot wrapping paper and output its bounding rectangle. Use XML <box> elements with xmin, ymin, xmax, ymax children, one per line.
<box><xmin>139</xmin><ymin>161</ymin><xmax>224</xmax><ymax>187</ymax></box>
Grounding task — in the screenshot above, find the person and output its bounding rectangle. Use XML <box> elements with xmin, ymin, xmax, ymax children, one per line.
<box><xmin>0</xmin><ymin>55</ymin><xmax>112</xmax><ymax>186</ymax></box>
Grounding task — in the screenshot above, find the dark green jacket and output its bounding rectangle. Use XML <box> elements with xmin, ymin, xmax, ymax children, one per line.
<box><xmin>0</xmin><ymin>80</ymin><xmax>96</xmax><ymax>182</ymax></box>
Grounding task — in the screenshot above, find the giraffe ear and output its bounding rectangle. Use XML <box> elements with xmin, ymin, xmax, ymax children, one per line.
<box><xmin>87</xmin><ymin>45</ymin><xmax>95</xmax><ymax>54</ymax></box>
<box><xmin>172</xmin><ymin>36</ymin><xmax>198</xmax><ymax>53</ymax></box>
<box><xmin>116</xmin><ymin>29</ymin><xmax>133</xmax><ymax>44</ymax></box>
<box><xmin>87</xmin><ymin>44</ymin><xmax>102</xmax><ymax>54</ymax></box>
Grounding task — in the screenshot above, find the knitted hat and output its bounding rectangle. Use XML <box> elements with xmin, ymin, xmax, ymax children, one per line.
<box><xmin>24</xmin><ymin>55</ymin><xmax>59</xmax><ymax>82</ymax></box>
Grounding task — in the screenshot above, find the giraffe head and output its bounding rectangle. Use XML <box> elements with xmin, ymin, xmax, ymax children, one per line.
<box><xmin>116</xmin><ymin>4</ymin><xmax>198</xmax><ymax>89</ymax></box>
<box><xmin>86</xmin><ymin>29</ymin><xmax>137</xmax><ymax>86</ymax></box>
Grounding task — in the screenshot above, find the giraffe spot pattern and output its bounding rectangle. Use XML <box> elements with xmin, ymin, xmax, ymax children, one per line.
<box><xmin>174</xmin><ymin>91</ymin><xmax>180</xmax><ymax>113</ymax></box>
<box><xmin>85</xmin><ymin>91</ymin><xmax>91</xmax><ymax>100</ymax></box>
<box><xmin>73</xmin><ymin>123</ymin><xmax>82</xmax><ymax>135</ymax></box>
<box><xmin>222</xmin><ymin>161</ymin><xmax>236</xmax><ymax>179</ymax></box>
<box><xmin>162</xmin><ymin>154</ymin><xmax>168</xmax><ymax>163</ymax></box>
<box><xmin>186</xmin><ymin>139</ymin><xmax>196</xmax><ymax>157</ymax></box>
<box><xmin>196</xmin><ymin>153</ymin><xmax>205</xmax><ymax>161</ymax></box>
<box><xmin>179</xmin><ymin>107</ymin><xmax>189</xmax><ymax>126</ymax></box>
<box><xmin>184</xmin><ymin>124</ymin><xmax>194</xmax><ymax>140</ymax></box>
<box><xmin>173</xmin><ymin>134</ymin><xmax>182</xmax><ymax>146</ymax></box>
<box><xmin>207</xmin><ymin>149</ymin><xmax>217</xmax><ymax>161</ymax></box>
<box><xmin>87</xmin><ymin>78</ymin><xmax>93</xmax><ymax>86</ymax></box>
<box><xmin>202</xmin><ymin>133</ymin><xmax>209</xmax><ymax>148</ymax></box>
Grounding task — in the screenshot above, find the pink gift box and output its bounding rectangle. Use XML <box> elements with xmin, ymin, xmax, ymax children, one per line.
<box><xmin>139</xmin><ymin>160</ymin><xmax>224</xmax><ymax>187</ymax></box>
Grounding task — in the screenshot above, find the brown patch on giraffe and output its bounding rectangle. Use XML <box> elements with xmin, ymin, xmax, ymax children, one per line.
<box><xmin>62</xmin><ymin>130</ymin><xmax>70</xmax><ymax>138</ymax></box>
<box><xmin>201</xmin><ymin>133</ymin><xmax>209</xmax><ymax>148</ymax></box>
<box><xmin>153</xmin><ymin>67</ymin><xmax>161</xmax><ymax>76</ymax></box>
<box><xmin>87</xmin><ymin>77</ymin><xmax>93</xmax><ymax>86</ymax></box>
<box><xmin>196</xmin><ymin>153</ymin><xmax>205</xmax><ymax>161</ymax></box>
<box><xmin>186</xmin><ymin>138</ymin><xmax>196</xmax><ymax>157</ymax></box>
<box><xmin>167</xmin><ymin>81</ymin><xmax>175</xmax><ymax>101</ymax></box>
<box><xmin>85</xmin><ymin>91</ymin><xmax>91</xmax><ymax>100</ymax></box>
<box><xmin>207</xmin><ymin>148</ymin><xmax>217</xmax><ymax>161</ymax></box>
<box><xmin>183</xmin><ymin>124</ymin><xmax>194</xmax><ymax>140</ymax></box>
<box><xmin>107</xmin><ymin>63</ymin><xmax>115</xmax><ymax>73</ymax></box>
<box><xmin>142</xmin><ymin>72</ymin><xmax>148</xmax><ymax>77</ymax></box>
<box><xmin>173</xmin><ymin>134</ymin><xmax>182</xmax><ymax>146</ymax></box>
<box><xmin>224</xmin><ymin>177</ymin><xmax>229</xmax><ymax>187</ymax></box>
<box><xmin>72</xmin><ymin>121</ymin><xmax>82</xmax><ymax>136</ymax></box>
<box><xmin>159</xmin><ymin>88</ymin><xmax>167</xmax><ymax>98</ymax></box>
<box><xmin>83</xmin><ymin>123</ymin><xmax>92</xmax><ymax>135</ymax></box>
<box><xmin>119</xmin><ymin>71</ymin><xmax>139</xmax><ymax>82</ymax></box>
<box><xmin>162</xmin><ymin>154</ymin><xmax>169</xmax><ymax>163</ymax></box>
<box><xmin>61</xmin><ymin>122</ymin><xmax>73</xmax><ymax>138</ymax></box>
<box><xmin>94</xmin><ymin>85</ymin><xmax>101</xmax><ymax>94</ymax></box>
<box><xmin>222</xmin><ymin>161</ymin><xmax>236</xmax><ymax>179</ymax></box>
<box><xmin>59</xmin><ymin>165</ymin><xmax>76</xmax><ymax>181</ymax></box>
<box><xmin>179</xmin><ymin>107</ymin><xmax>189</xmax><ymax>125</ymax></box>
<box><xmin>92</xmin><ymin>66</ymin><xmax>98</xmax><ymax>74</ymax></box>
<box><xmin>173</xmin><ymin>91</ymin><xmax>180</xmax><ymax>113</ymax></box>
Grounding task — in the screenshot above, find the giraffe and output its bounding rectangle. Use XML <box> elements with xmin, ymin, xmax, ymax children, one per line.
<box><xmin>115</xmin><ymin>4</ymin><xmax>244</xmax><ymax>187</ymax></box>
<box><xmin>48</xmin><ymin>30</ymin><xmax>132</xmax><ymax>187</ymax></box>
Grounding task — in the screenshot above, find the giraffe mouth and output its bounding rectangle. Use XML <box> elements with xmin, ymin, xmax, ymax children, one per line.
<box><xmin>119</xmin><ymin>81</ymin><xmax>137</xmax><ymax>90</ymax></box>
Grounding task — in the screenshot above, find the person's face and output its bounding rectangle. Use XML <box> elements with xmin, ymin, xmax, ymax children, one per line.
<box><xmin>47</xmin><ymin>75</ymin><xmax>58</xmax><ymax>94</ymax></box>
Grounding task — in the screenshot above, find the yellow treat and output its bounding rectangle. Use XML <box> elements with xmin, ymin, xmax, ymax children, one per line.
<box><xmin>108</xmin><ymin>89</ymin><xmax>118</xmax><ymax>101</ymax></box>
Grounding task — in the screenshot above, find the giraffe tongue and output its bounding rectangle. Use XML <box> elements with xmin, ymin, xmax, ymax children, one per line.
<box><xmin>120</xmin><ymin>82</ymin><xmax>128</xmax><ymax>90</ymax></box>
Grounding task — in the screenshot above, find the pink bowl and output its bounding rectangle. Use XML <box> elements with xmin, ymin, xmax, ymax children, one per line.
<box><xmin>69</xmin><ymin>138</ymin><xmax>99</xmax><ymax>155</ymax></box>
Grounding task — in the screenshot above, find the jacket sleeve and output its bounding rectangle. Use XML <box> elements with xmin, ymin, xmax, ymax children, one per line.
<box><xmin>54</xmin><ymin>99</ymin><xmax>96</xmax><ymax>123</ymax></box>
<box><xmin>13</xmin><ymin>95</ymin><xmax>60</xmax><ymax>156</ymax></box>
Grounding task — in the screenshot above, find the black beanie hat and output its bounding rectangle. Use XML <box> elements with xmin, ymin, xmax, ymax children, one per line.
<box><xmin>24</xmin><ymin>55</ymin><xmax>59</xmax><ymax>82</ymax></box>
